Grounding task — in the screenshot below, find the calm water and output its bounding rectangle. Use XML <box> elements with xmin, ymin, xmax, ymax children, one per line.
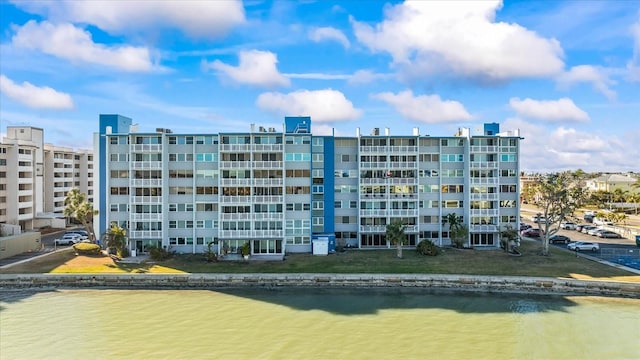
<box><xmin>1</xmin><ymin>288</ymin><xmax>639</xmax><ymax>360</ymax></box>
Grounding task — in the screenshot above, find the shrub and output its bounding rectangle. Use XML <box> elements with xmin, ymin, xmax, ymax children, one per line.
<box><xmin>73</xmin><ymin>243</ymin><xmax>102</xmax><ymax>256</ymax></box>
<box><xmin>416</xmin><ymin>239</ymin><xmax>440</xmax><ymax>256</ymax></box>
<box><xmin>148</xmin><ymin>245</ymin><xmax>171</xmax><ymax>261</ymax></box>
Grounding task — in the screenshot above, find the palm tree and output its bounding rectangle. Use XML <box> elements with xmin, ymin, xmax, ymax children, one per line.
<box><xmin>385</xmin><ymin>220</ymin><xmax>406</xmax><ymax>259</ymax></box>
<box><xmin>106</xmin><ymin>222</ymin><xmax>127</xmax><ymax>257</ymax></box>
<box><xmin>445</xmin><ymin>213</ymin><xmax>466</xmax><ymax>248</ymax></box>
<box><xmin>63</xmin><ymin>188</ymin><xmax>98</xmax><ymax>242</ymax></box>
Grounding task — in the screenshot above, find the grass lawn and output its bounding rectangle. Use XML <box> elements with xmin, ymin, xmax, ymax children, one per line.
<box><xmin>2</xmin><ymin>240</ymin><xmax>639</xmax><ymax>283</ymax></box>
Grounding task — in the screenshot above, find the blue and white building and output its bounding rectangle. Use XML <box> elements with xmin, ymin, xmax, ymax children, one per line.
<box><xmin>95</xmin><ymin>115</ymin><xmax>521</xmax><ymax>259</ymax></box>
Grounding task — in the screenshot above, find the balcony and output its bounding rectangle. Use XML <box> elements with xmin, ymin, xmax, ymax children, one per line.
<box><xmin>219</xmin><ymin>161</ymin><xmax>252</xmax><ymax>169</ymax></box>
<box><xmin>470</xmin><ymin>145</ymin><xmax>498</xmax><ymax>153</ymax></box>
<box><xmin>219</xmin><ymin>196</ymin><xmax>252</xmax><ymax>203</ymax></box>
<box><xmin>218</xmin><ymin>229</ymin><xmax>283</xmax><ymax>238</ymax></box>
<box><xmin>359</xmin><ymin>162</ymin><xmax>388</xmax><ymax>169</ymax></box>
<box><xmin>388</xmin><ymin>146</ymin><xmax>418</xmax><ymax>153</ymax></box>
<box><xmin>130</xmin><ymin>230</ymin><xmax>162</xmax><ymax>239</ymax></box>
<box><xmin>130</xmin><ymin>196</ymin><xmax>162</xmax><ymax>204</ymax></box>
<box><xmin>251</xmin><ymin>144</ymin><xmax>283</xmax><ymax>152</ymax></box>
<box><xmin>469</xmin><ymin>224</ymin><xmax>498</xmax><ymax>232</ymax></box>
<box><xmin>131</xmin><ymin>161</ymin><xmax>163</xmax><ymax>170</ymax></box>
<box><xmin>388</xmin><ymin>209</ymin><xmax>418</xmax><ymax>217</ymax></box>
<box><xmin>220</xmin><ymin>178</ymin><xmax>252</xmax><ymax>186</ymax></box>
<box><xmin>253</xmin><ymin>195</ymin><xmax>283</xmax><ymax>203</ymax></box>
<box><xmin>359</xmin><ymin>209</ymin><xmax>388</xmax><ymax>217</ymax></box>
<box><xmin>131</xmin><ymin>179</ymin><xmax>163</xmax><ymax>187</ymax></box>
<box><xmin>470</xmin><ymin>193</ymin><xmax>498</xmax><ymax>201</ymax></box>
<box><xmin>130</xmin><ymin>144</ymin><xmax>162</xmax><ymax>153</ymax></box>
<box><xmin>252</xmin><ymin>161</ymin><xmax>283</xmax><ymax>169</ymax></box>
<box><xmin>470</xmin><ymin>209</ymin><xmax>499</xmax><ymax>217</ymax></box>
<box><xmin>470</xmin><ymin>161</ymin><xmax>498</xmax><ymax>169</ymax></box>
<box><xmin>129</xmin><ymin>213</ymin><xmax>163</xmax><ymax>221</ymax></box>
<box><xmin>359</xmin><ymin>146</ymin><xmax>388</xmax><ymax>153</ymax></box>
<box><xmin>220</xmin><ymin>213</ymin><xmax>252</xmax><ymax>220</ymax></box>
<box><xmin>470</xmin><ymin>177</ymin><xmax>498</xmax><ymax>185</ymax></box>
<box><xmin>253</xmin><ymin>178</ymin><xmax>283</xmax><ymax>186</ymax></box>
<box><xmin>388</xmin><ymin>162</ymin><xmax>416</xmax><ymax>169</ymax></box>
<box><xmin>219</xmin><ymin>144</ymin><xmax>252</xmax><ymax>152</ymax></box>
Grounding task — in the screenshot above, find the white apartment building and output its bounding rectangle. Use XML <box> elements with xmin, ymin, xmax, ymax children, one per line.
<box><xmin>1</xmin><ymin>126</ymin><xmax>94</xmax><ymax>232</ymax></box>
<box><xmin>97</xmin><ymin>115</ymin><xmax>522</xmax><ymax>258</ymax></box>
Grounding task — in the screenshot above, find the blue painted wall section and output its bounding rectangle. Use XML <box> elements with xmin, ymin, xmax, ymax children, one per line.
<box><xmin>484</xmin><ymin>123</ymin><xmax>500</xmax><ymax>135</ymax></box>
<box><xmin>322</xmin><ymin>136</ymin><xmax>335</xmax><ymax>234</ymax></box>
<box><xmin>98</xmin><ymin>114</ymin><xmax>132</xmax><ymax>236</ymax></box>
<box><xmin>284</xmin><ymin>116</ymin><xmax>311</xmax><ymax>134</ymax></box>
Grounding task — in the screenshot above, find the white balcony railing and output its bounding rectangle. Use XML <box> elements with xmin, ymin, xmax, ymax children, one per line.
<box><xmin>470</xmin><ymin>177</ymin><xmax>499</xmax><ymax>185</ymax></box>
<box><xmin>129</xmin><ymin>213</ymin><xmax>163</xmax><ymax>221</ymax></box>
<box><xmin>130</xmin><ymin>144</ymin><xmax>162</xmax><ymax>153</ymax></box>
<box><xmin>470</xmin><ymin>162</ymin><xmax>499</xmax><ymax>169</ymax></box>
<box><xmin>470</xmin><ymin>193</ymin><xmax>499</xmax><ymax>201</ymax></box>
<box><xmin>218</xmin><ymin>230</ymin><xmax>284</xmax><ymax>238</ymax></box>
<box><xmin>219</xmin><ymin>196</ymin><xmax>252</xmax><ymax>203</ymax></box>
<box><xmin>131</xmin><ymin>161</ymin><xmax>163</xmax><ymax>170</ymax></box>
<box><xmin>131</xmin><ymin>179</ymin><xmax>163</xmax><ymax>187</ymax></box>
<box><xmin>252</xmin><ymin>161</ymin><xmax>283</xmax><ymax>169</ymax></box>
<box><xmin>130</xmin><ymin>196</ymin><xmax>162</xmax><ymax>204</ymax></box>
<box><xmin>470</xmin><ymin>209</ymin><xmax>499</xmax><ymax>217</ymax></box>
<box><xmin>469</xmin><ymin>224</ymin><xmax>498</xmax><ymax>232</ymax></box>
<box><xmin>470</xmin><ymin>145</ymin><xmax>498</xmax><ymax>153</ymax></box>
<box><xmin>129</xmin><ymin>230</ymin><xmax>162</xmax><ymax>239</ymax></box>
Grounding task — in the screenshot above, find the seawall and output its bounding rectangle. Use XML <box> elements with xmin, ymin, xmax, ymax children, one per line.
<box><xmin>1</xmin><ymin>273</ymin><xmax>639</xmax><ymax>298</ymax></box>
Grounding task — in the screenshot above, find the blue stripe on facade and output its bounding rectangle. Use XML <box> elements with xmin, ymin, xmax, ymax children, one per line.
<box><xmin>323</xmin><ymin>136</ymin><xmax>335</xmax><ymax>233</ymax></box>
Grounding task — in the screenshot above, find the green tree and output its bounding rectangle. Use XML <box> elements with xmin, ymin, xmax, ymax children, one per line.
<box><xmin>106</xmin><ymin>222</ymin><xmax>127</xmax><ymax>257</ymax></box>
<box><xmin>385</xmin><ymin>220</ymin><xmax>406</xmax><ymax>259</ymax></box>
<box><xmin>445</xmin><ymin>213</ymin><xmax>467</xmax><ymax>248</ymax></box>
<box><xmin>63</xmin><ymin>188</ymin><xmax>98</xmax><ymax>242</ymax></box>
<box><xmin>532</xmin><ymin>172</ymin><xmax>588</xmax><ymax>256</ymax></box>
<box><xmin>500</xmin><ymin>225</ymin><xmax>519</xmax><ymax>253</ymax></box>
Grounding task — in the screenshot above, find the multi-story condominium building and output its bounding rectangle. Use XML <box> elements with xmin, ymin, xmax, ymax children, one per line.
<box><xmin>1</xmin><ymin>126</ymin><xmax>94</xmax><ymax>232</ymax></box>
<box><xmin>97</xmin><ymin>115</ymin><xmax>522</xmax><ymax>258</ymax></box>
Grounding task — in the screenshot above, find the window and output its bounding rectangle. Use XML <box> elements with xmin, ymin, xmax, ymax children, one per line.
<box><xmin>500</xmin><ymin>154</ymin><xmax>516</xmax><ymax>162</ymax></box>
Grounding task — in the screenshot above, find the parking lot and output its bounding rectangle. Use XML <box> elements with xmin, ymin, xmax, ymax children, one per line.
<box><xmin>521</xmin><ymin>219</ymin><xmax>640</xmax><ymax>270</ymax></box>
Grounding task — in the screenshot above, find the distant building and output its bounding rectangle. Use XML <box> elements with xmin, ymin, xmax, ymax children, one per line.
<box><xmin>0</xmin><ymin>126</ymin><xmax>93</xmax><ymax>232</ymax></box>
<box><xmin>585</xmin><ymin>173</ymin><xmax>639</xmax><ymax>193</ymax></box>
<box><xmin>96</xmin><ymin>116</ymin><xmax>522</xmax><ymax>257</ymax></box>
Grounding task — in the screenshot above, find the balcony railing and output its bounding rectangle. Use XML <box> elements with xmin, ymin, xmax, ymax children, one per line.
<box><xmin>130</xmin><ymin>144</ymin><xmax>162</xmax><ymax>153</ymax></box>
<box><xmin>129</xmin><ymin>213</ymin><xmax>163</xmax><ymax>221</ymax></box>
<box><xmin>470</xmin><ymin>162</ymin><xmax>498</xmax><ymax>169</ymax></box>
<box><xmin>469</xmin><ymin>224</ymin><xmax>498</xmax><ymax>232</ymax></box>
<box><xmin>218</xmin><ymin>230</ymin><xmax>284</xmax><ymax>238</ymax></box>
<box><xmin>131</xmin><ymin>179</ymin><xmax>163</xmax><ymax>187</ymax></box>
<box><xmin>129</xmin><ymin>230</ymin><xmax>162</xmax><ymax>239</ymax></box>
<box><xmin>470</xmin><ymin>145</ymin><xmax>498</xmax><ymax>153</ymax></box>
<box><xmin>470</xmin><ymin>209</ymin><xmax>499</xmax><ymax>217</ymax></box>
<box><xmin>470</xmin><ymin>193</ymin><xmax>499</xmax><ymax>201</ymax></box>
<box><xmin>470</xmin><ymin>177</ymin><xmax>498</xmax><ymax>185</ymax></box>
<box><xmin>130</xmin><ymin>196</ymin><xmax>162</xmax><ymax>204</ymax></box>
<box><xmin>131</xmin><ymin>161</ymin><xmax>163</xmax><ymax>170</ymax></box>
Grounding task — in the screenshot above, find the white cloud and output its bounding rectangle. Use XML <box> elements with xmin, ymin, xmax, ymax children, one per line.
<box><xmin>206</xmin><ymin>50</ymin><xmax>290</xmax><ymax>88</ymax></box>
<box><xmin>284</xmin><ymin>73</ymin><xmax>350</xmax><ymax>80</ymax></box>
<box><xmin>372</xmin><ymin>90</ymin><xmax>471</xmax><ymax>123</ymax></box>
<box><xmin>308</xmin><ymin>27</ymin><xmax>350</xmax><ymax>48</ymax></box>
<box><xmin>256</xmin><ymin>89</ymin><xmax>362</xmax><ymax>122</ymax></box>
<box><xmin>504</xmin><ymin>118</ymin><xmax>638</xmax><ymax>172</ymax></box>
<box><xmin>509</xmin><ymin>97</ymin><xmax>589</xmax><ymax>122</ymax></box>
<box><xmin>348</xmin><ymin>70</ymin><xmax>393</xmax><ymax>85</ymax></box>
<box><xmin>12</xmin><ymin>21</ymin><xmax>154</xmax><ymax>72</ymax></box>
<box><xmin>12</xmin><ymin>0</ymin><xmax>245</xmax><ymax>39</ymax></box>
<box><xmin>556</xmin><ymin>65</ymin><xmax>616</xmax><ymax>99</ymax></box>
<box><xmin>351</xmin><ymin>1</ymin><xmax>564</xmax><ymax>83</ymax></box>
<box><xmin>0</xmin><ymin>74</ymin><xmax>74</xmax><ymax>110</ymax></box>
<box><xmin>627</xmin><ymin>15</ymin><xmax>640</xmax><ymax>82</ymax></box>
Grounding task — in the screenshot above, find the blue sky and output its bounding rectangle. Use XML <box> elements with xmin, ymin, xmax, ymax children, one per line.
<box><xmin>1</xmin><ymin>0</ymin><xmax>639</xmax><ymax>173</ymax></box>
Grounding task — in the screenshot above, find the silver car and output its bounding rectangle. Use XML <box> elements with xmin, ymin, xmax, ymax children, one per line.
<box><xmin>567</xmin><ymin>241</ymin><xmax>600</xmax><ymax>252</ymax></box>
<box><xmin>55</xmin><ymin>233</ymin><xmax>82</xmax><ymax>246</ymax></box>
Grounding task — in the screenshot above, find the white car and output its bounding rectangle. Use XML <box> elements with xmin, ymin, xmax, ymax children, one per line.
<box><xmin>55</xmin><ymin>233</ymin><xmax>82</xmax><ymax>245</ymax></box>
<box><xmin>560</xmin><ymin>222</ymin><xmax>577</xmax><ymax>230</ymax></box>
<box><xmin>587</xmin><ymin>228</ymin><xmax>605</xmax><ymax>236</ymax></box>
<box><xmin>567</xmin><ymin>241</ymin><xmax>600</xmax><ymax>252</ymax></box>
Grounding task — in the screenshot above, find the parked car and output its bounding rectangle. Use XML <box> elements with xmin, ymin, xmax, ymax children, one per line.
<box><xmin>567</xmin><ymin>241</ymin><xmax>600</xmax><ymax>252</ymax></box>
<box><xmin>521</xmin><ymin>228</ymin><xmax>543</xmax><ymax>238</ymax></box>
<box><xmin>560</xmin><ymin>222</ymin><xmax>577</xmax><ymax>230</ymax></box>
<box><xmin>587</xmin><ymin>228</ymin><xmax>605</xmax><ymax>236</ymax></box>
<box><xmin>55</xmin><ymin>233</ymin><xmax>82</xmax><ymax>245</ymax></box>
<box><xmin>597</xmin><ymin>231</ymin><xmax>623</xmax><ymax>239</ymax></box>
<box><xmin>65</xmin><ymin>229</ymin><xmax>89</xmax><ymax>240</ymax></box>
<box><xmin>581</xmin><ymin>225</ymin><xmax>597</xmax><ymax>234</ymax></box>
<box><xmin>575</xmin><ymin>224</ymin><xmax>591</xmax><ymax>232</ymax></box>
<box><xmin>520</xmin><ymin>223</ymin><xmax>532</xmax><ymax>231</ymax></box>
<box><xmin>548</xmin><ymin>235</ymin><xmax>572</xmax><ymax>244</ymax></box>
